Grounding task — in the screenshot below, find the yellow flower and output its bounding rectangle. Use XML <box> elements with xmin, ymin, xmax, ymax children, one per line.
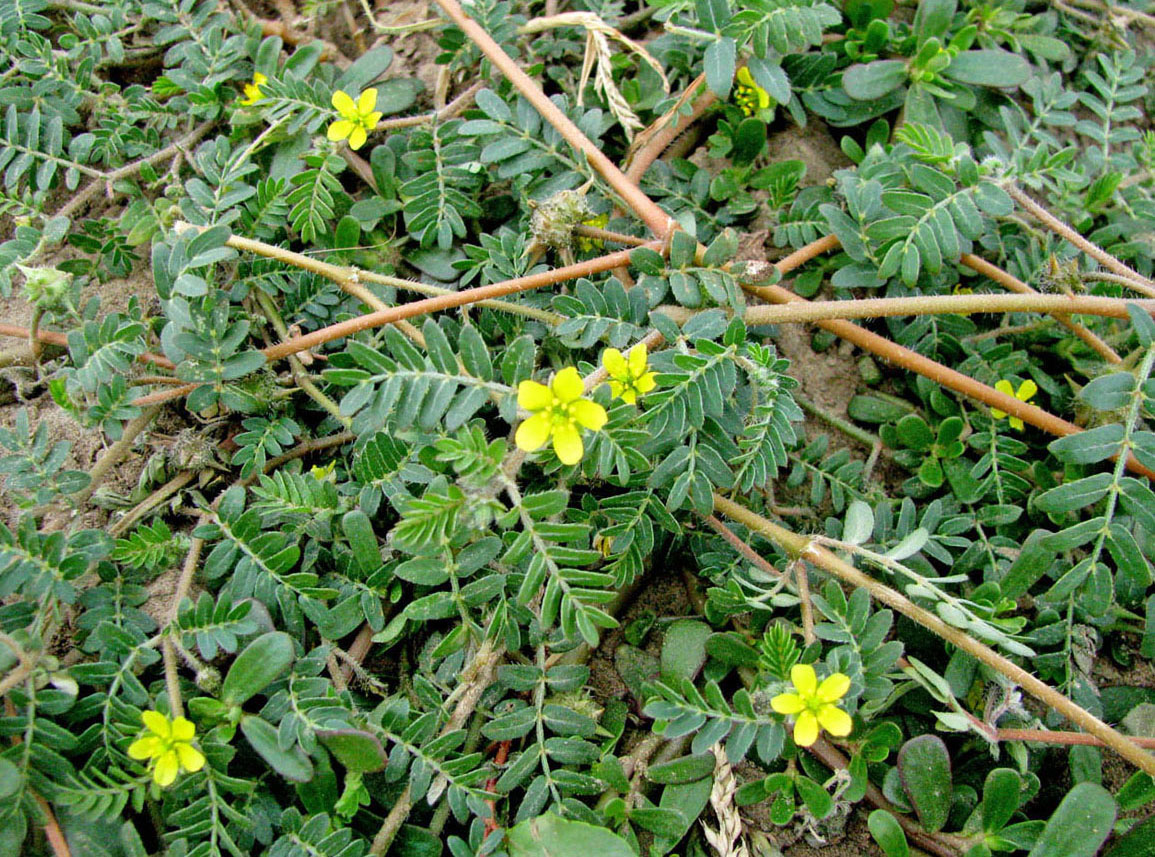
<box><xmin>515</xmin><ymin>367</ymin><xmax>608</xmax><ymax>465</ymax></box>
<box><xmin>128</xmin><ymin>710</ymin><xmax>206</xmax><ymax>788</ymax></box>
<box><xmin>601</xmin><ymin>343</ymin><xmax>658</xmax><ymax>405</ymax></box>
<box><xmin>990</xmin><ymin>379</ymin><xmax>1037</xmax><ymax>431</ymax></box>
<box><xmin>734</xmin><ymin>67</ymin><xmax>771</xmax><ymax>117</ymax></box>
<box><xmin>770</xmin><ymin>664</ymin><xmax>853</xmax><ymax>747</ymax></box>
<box><xmin>310</xmin><ymin>460</ymin><xmax>337</xmax><ymax>481</ymax></box>
<box><xmin>240</xmin><ymin>72</ymin><xmax>267</xmax><ymax>106</ymax></box>
<box><xmin>327</xmin><ymin>88</ymin><xmax>383</xmax><ymax>150</ymax></box>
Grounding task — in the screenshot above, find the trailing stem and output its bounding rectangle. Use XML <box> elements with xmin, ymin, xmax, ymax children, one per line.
<box><xmin>712</xmin><ymin>493</ymin><xmax>1155</xmax><ymax>776</ymax></box>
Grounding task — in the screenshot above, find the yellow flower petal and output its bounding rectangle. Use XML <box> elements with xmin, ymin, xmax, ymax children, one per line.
<box><xmin>994</xmin><ymin>379</ymin><xmax>1014</xmax><ymax>397</ymax></box>
<box><xmin>816</xmin><ymin>673</ymin><xmax>850</xmax><ymax>704</ymax></box>
<box><xmin>327</xmin><ymin>119</ymin><xmax>354</xmax><ymax>142</ymax></box>
<box><xmin>170</xmin><ymin>717</ymin><xmax>196</xmax><ymax>743</ymax></box>
<box><xmin>609</xmin><ymin>380</ymin><xmax>626</xmax><ymax>399</ymax></box>
<box><xmin>128</xmin><ymin>736</ymin><xmax>162</xmax><ymax>760</ymax></box>
<box><xmin>817</xmin><ymin>704</ymin><xmax>853</xmax><ymax>737</ymax></box>
<box><xmin>552</xmin><ymin>367</ymin><xmax>585</xmax><ymax>403</ymax></box>
<box><xmin>570</xmin><ymin>399</ymin><xmax>607</xmax><ymax>431</ymax></box>
<box><xmin>1017</xmin><ymin>380</ymin><xmax>1037</xmax><ymax>402</ymax></box>
<box><xmin>627</xmin><ymin>343</ymin><xmax>648</xmax><ymax>376</ymax></box>
<box><xmin>142</xmin><ymin>710</ymin><xmax>171</xmax><ymax>739</ymax></box>
<box><xmin>365</xmin><ymin>111</ymin><xmax>383</xmax><ymax>129</ymax></box>
<box><xmin>176</xmin><ymin>743</ymin><xmax>206</xmax><ymax>773</ymax></box>
<box><xmin>518</xmin><ymin>380</ymin><xmax>553</xmax><ymax>411</ymax></box>
<box><xmin>1009</xmin><ymin>416</ymin><xmax>1025</xmax><ymax>431</ymax></box>
<box><xmin>770</xmin><ymin>692</ymin><xmax>804</xmax><ymax>715</ymax></box>
<box><xmin>332</xmin><ymin>90</ymin><xmax>356</xmax><ymax>115</ymax></box>
<box><xmin>348</xmin><ymin>125</ymin><xmax>368</xmax><ymax>150</ymax></box>
<box><xmin>619</xmin><ymin>389</ymin><xmax>637</xmax><ymax>405</ymax></box>
<box><xmin>793</xmin><ymin>710</ymin><xmax>819</xmax><ymax>747</ymax></box>
<box><xmin>515</xmin><ymin>412</ymin><xmax>552</xmax><ymax>452</ymax></box>
<box><xmin>737</xmin><ymin>67</ymin><xmax>755</xmax><ymax>87</ymax></box>
<box><xmin>790</xmin><ymin>663</ymin><xmax>817</xmax><ymax>697</ymax></box>
<box><xmin>153</xmin><ymin>751</ymin><xmax>180</xmax><ymax>787</ymax></box>
<box><xmin>253</xmin><ymin>72</ymin><xmax>267</xmax><ymax>86</ymax></box>
<box><xmin>757</xmin><ymin>87</ymin><xmax>771</xmax><ymax>109</ymax></box>
<box><xmin>636</xmin><ymin>372</ymin><xmax>657</xmax><ymax>394</ymax></box>
<box><xmin>602</xmin><ymin>348</ymin><xmax>628</xmax><ymax>379</ymax></box>
<box><xmin>552</xmin><ymin>421</ymin><xmax>584</xmax><ymax>465</ymax></box>
<box><xmin>358</xmin><ymin>88</ymin><xmax>378</xmax><ymax>115</ymax></box>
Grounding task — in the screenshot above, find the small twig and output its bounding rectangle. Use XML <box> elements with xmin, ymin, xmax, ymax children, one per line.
<box><xmin>434</xmin><ymin>0</ymin><xmax>677</xmax><ymax>239</ymax></box>
<box><xmin>960</xmin><ymin>253</ymin><xmax>1121</xmax><ymax>364</ymax></box>
<box><xmin>368</xmin><ymin>639</ymin><xmax>503</xmax><ymax>855</ymax></box>
<box><xmin>793</xmin><ymin>559</ymin><xmax>815</xmax><ymax>646</ymax></box>
<box><xmin>56</xmin><ymin>121</ymin><xmax>215</xmax><ymax>221</ymax></box>
<box><xmin>71</xmin><ymin>405</ymin><xmax>163</xmax><ymax>508</ymax></box>
<box><xmin>1005</xmin><ymin>184</ymin><xmax>1155</xmax><ymax>296</ymax></box>
<box><xmin>0</xmin><ymin>323</ymin><xmax>175</xmax><ymax>371</ymax></box>
<box><xmin>572</xmin><ymin>223</ymin><xmax>649</xmax><ymax>246</ymax></box>
<box><xmin>109</xmin><ymin>470</ymin><xmax>196</xmax><ymax>538</ymax></box>
<box><xmin>0</xmin><ymin>632</ymin><xmax>38</xmax><ymax>698</ymax></box>
<box><xmin>33</xmin><ymin>792</ymin><xmax>72</xmax><ymax>857</ymax></box>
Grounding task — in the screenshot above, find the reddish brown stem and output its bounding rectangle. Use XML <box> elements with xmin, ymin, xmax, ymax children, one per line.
<box><xmin>0</xmin><ymin>323</ymin><xmax>175</xmax><ymax>370</ymax></box>
<box><xmin>993</xmin><ymin>728</ymin><xmax>1155</xmax><ymax>749</ymax></box>
<box><xmin>960</xmin><ymin>253</ymin><xmax>1122</xmax><ymax>364</ymax></box>
<box><xmin>434</xmin><ymin>0</ymin><xmax>675</xmax><ymax>238</ymax></box>
<box><xmin>625</xmin><ymin>72</ymin><xmax>716</xmax><ymax>184</ymax></box>
<box><xmin>259</xmin><ymin>243</ymin><xmax>656</xmax><ymax>363</ymax></box>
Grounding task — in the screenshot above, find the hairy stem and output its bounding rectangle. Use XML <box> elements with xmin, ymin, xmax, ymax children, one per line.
<box><xmin>712</xmin><ymin>494</ymin><xmax>1155</xmax><ymax>776</ymax></box>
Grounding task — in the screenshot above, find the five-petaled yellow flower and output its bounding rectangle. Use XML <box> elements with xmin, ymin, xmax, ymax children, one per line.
<box><xmin>129</xmin><ymin>710</ymin><xmax>206</xmax><ymax>787</ymax></box>
<box><xmin>770</xmin><ymin>664</ymin><xmax>853</xmax><ymax>747</ymax></box>
<box><xmin>240</xmin><ymin>72</ymin><xmax>267</xmax><ymax>106</ymax></box>
<box><xmin>327</xmin><ymin>89</ymin><xmax>383</xmax><ymax>150</ymax></box>
<box><xmin>516</xmin><ymin>367</ymin><xmax>608</xmax><ymax>465</ymax></box>
<box><xmin>602</xmin><ymin>343</ymin><xmax>658</xmax><ymax>405</ymax></box>
<box><xmin>734</xmin><ymin>67</ymin><xmax>771</xmax><ymax>117</ymax></box>
<box><xmin>991</xmin><ymin>379</ymin><xmax>1037</xmax><ymax>431</ymax></box>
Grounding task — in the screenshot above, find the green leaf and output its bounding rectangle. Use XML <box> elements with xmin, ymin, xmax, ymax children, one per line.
<box><xmin>898</xmin><ymin>734</ymin><xmax>952</xmax><ymax>832</ymax></box>
<box><xmin>221</xmin><ymin>631</ymin><xmax>295</xmax><ymax>707</ymax></box>
<box><xmin>914</xmin><ymin>0</ymin><xmax>956</xmax><ymax>42</ymax></box>
<box><xmin>1034</xmin><ymin>473</ymin><xmax>1114</xmax><ymax>514</ymax></box>
<box><xmin>660</xmin><ymin>619</ymin><xmax>712</xmax><ymax>682</ymax></box>
<box><xmin>1027</xmin><ymin>783</ymin><xmax>1116</xmax><ymax>857</ymax></box>
<box><xmin>1049</xmin><ymin>425</ymin><xmax>1125</xmax><ymax>465</ymax></box>
<box><xmin>704</xmin><ymin>37</ymin><xmax>737</xmax><ymax>99</ymax></box>
<box><xmin>982</xmin><ymin>769</ymin><xmax>1022</xmax><ymax>833</ymax></box>
<box><xmin>335</xmin><ymin>46</ymin><xmax>394</xmax><ymax>92</ymax></box>
<box><xmin>1080</xmin><ymin>372</ymin><xmax>1134</xmax><ymax>410</ymax></box>
<box><xmin>1105</xmin><ymin>815</ymin><xmax>1155</xmax><ymax>857</ymax></box>
<box><xmin>241</xmin><ymin>715</ymin><xmax>314</xmax><ymax>782</ymax></box>
<box><xmin>317</xmin><ymin>728</ymin><xmax>389</xmax><ymax>772</ymax></box>
<box><xmin>943</xmin><ymin>50</ymin><xmax>1029</xmax><ymax>87</ymax></box>
<box><xmin>843</xmin><ymin>60</ymin><xmax>908</xmax><ymax>101</ymax></box>
<box><xmin>868</xmin><ymin>810</ymin><xmax>909</xmax><ymax>857</ymax></box>
<box><xmin>507</xmin><ymin>813</ymin><xmax>635</xmax><ymax>857</ymax></box>
<box><xmin>646</xmin><ymin>753</ymin><xmax>716</xmax><ymax>785</ymax></box>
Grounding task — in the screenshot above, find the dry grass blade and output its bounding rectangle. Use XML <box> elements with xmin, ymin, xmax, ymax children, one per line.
<box><xmin>702</xmin><ymin>743</ymin><xmax>749</xmax><ymax>857</ymax></box>
<box><xmin>520</xmin><ymin>13</ymin><xmax>670</xmax><ymax>139</ymax></box>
